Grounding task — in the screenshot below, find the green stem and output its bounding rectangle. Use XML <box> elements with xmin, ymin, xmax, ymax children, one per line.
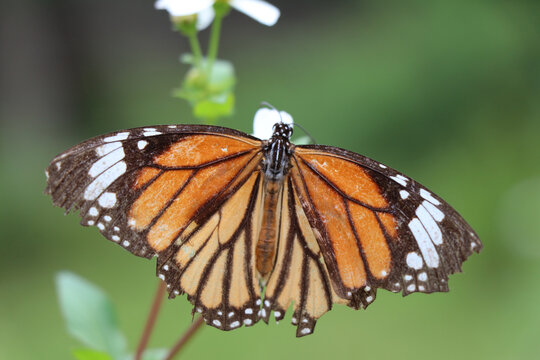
<box><xmin>164</xmin><ymin>316</ymin><xmax>205</xmax><ymax>360</ymax></box>
<box><xmin>188</xmin><ymin>31</ymin><xmax>203</xmax><ymax>68</ymax></box>
<box><xmin>206</xmin><ymin>12</ymin><xmax>224</xmax><ymax>74</ymax></box>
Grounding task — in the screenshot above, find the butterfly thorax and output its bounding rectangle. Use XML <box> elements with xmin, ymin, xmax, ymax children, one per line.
<box><xmin>261</xmin><ymin>123</ymin><xmax>294</xmax><ymax>181</ymax></box>
<box><xmin>257</xmin><ymin>123</ymin><xmax>294</xmax><ymax>280</ymax></box>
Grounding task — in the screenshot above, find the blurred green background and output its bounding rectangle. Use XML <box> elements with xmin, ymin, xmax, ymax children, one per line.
<box><xmin>1</xmin><ymin>0</ymin><xmax>539</xmax><ymax>359</ymax></box>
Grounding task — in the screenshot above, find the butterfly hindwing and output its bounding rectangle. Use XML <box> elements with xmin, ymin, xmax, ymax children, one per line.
<box><xmin>262</xmin><ymin>176</ymin><xmax>370</xmax><ymax>337</ymax></box>
<box><xmin>156</xmin><ymin>172</ymin><xmax>265</xmax><ymax>330</ymax></box>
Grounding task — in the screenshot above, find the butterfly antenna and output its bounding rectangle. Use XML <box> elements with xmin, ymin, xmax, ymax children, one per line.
<box><xmin>293</xmin><ymin>122</ymin><xmax>317</xmax><ymax>145</ymax></box>
<box><xmin>259</xmin><ymin>101</ymin><xmax>283</xmax><ymax>122</ymax></box>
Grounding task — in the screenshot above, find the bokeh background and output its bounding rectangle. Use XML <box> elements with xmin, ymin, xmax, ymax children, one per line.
<box><xmin>1</xmin><ymin>0</ymin><xmax>539</xmax><ymax>359</ymax></box>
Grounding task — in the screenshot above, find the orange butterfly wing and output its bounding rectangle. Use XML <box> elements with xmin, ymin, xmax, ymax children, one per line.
<box><xmin>292</xmin><ymin>146</ymin><xmax>481</xmax><ymax>298</ymax></box>
<box><xmin>46</xmin><ymin>125</ymin><xmax>271</xmax><ymax>329</ymax></box>
<box><xmin>253</xmin><ymin>145</ymin><xmax>481</xmax><ymax>336</ymax></box>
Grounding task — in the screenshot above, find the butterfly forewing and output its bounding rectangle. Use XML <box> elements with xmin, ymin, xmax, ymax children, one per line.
<box><xmin>293</xmin><ymin>145</ymin><xmax>482</xmax><ymax>298</ymax></box>
<box><xmin>45</xmin><ymin>125</ymin><xmax>262</xmax><ymax>260</ymax></box>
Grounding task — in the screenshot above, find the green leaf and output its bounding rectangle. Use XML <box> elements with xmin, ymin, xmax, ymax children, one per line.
<box><xmin>56</xmin><ymin>272</ymin><xmax>127</xmax><ymax>359</ymax></box>
<box><xmin>207</xmin><ymin>59</ymin><xmax>235</xmax><ymax>94</ymax></box>
<box><xmin>174</xmin><ymin>59</ymin><xmax>236</xmax><ymax>123</ymax></box>
<box><xmin>73</xmin><ymin>349</ymin><xmax>113</xmax><ymax>360</ymax></box>
<box><xmin>193</xmin><ymin>92</ymin><xmax>235</xmax><ymax>123</ymax></box>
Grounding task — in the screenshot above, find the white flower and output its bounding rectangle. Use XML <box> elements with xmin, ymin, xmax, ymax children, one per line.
<box><xmin>155</xmin><ymin>0</ymin><xmax>280</xmax><ymax>30</ymax></box>
<box><xmin>252</xmin><ymin>107</ymin><xmax>293</xmax><ymax>140</ymax></box>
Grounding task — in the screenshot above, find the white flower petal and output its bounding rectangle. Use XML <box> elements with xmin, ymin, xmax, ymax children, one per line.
<box><xmin>155</xmin><ymin>0</ymin><xmax>215</xmax><ymax>17</ymax></box>
<box><xmin>230</xmin><ymin>0</ymin><xmax>280</xmax><ymax>26</ymax></box>
<box><xmin>196</xmin><ymin>7</ymin><xmax>215</xmax><ymax>30</ymax></box>
<box><xmin>252</xmin><ymin>108</ymin><xmax>293</xmax><ymax>139</ymax></box>
<box><xmin>279</xmin><ymin>111</ymin><xmax>293</xmax><ymax>126</ymax></box>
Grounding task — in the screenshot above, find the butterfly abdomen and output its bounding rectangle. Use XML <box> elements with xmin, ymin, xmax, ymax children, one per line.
<box><xmin>256</xmin><ymin>179</ymin><xmax>284</xmax><ymax>278</ymax></box>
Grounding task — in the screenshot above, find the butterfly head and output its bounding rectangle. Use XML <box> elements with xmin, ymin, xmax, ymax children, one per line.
<box><xmin>271</xmin><ymin>122</ymin><xmax>293</xmax><ymax>140</ymax></box>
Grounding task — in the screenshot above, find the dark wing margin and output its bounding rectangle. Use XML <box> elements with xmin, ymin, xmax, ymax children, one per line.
<box><xmin>292</xmin><ymin>144</ymin><xmax>482</xmax><ymax>301</ymax></box>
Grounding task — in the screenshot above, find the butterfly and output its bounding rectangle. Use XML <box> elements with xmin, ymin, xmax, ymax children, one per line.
<box><xmin>45</xmin><ymin>115</ymin><xmax>482</xmax><ymax>337</ymax></box>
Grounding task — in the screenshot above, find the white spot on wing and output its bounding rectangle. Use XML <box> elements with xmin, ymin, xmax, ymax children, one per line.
<box><xmin>98</xmin><ymin>192</ymin><xmax>117</xmax><ymax>208</ymax></box>
<box><xmin>97</xmin><ymin>223</ymin><xmax>105</xmax><ymax>230</ymax></box>
<box><xmin>84</xmin><ymin>162</ymin><xmax>126</xmax><ymax>200</ymax></box>
<box><xmin>407</xmin><ymin>284</ymin><xmax>416</xmax><ymax>292</ymax></box>
<box><xmin>301</xmin><ymin>328</ymin><xmax>311</xmax><ymax>335</ymax></box>
<box><xmin>418</xmin><ymin>272</ymin><xmax>427</xmax><ymax>281</ymax></box>
<box><xmin>406</xmin><ymin>252</ymin><xmax>423</xmax><ymax>270</ymax></box>
<box><xmin>88</xmin><ymin>207</ymin><xmax>98</xmax><ymax>216</ymax></box>
<box><xmin>390</xmin><ymin>175</ymin><xmax>407</xmax><ymax>187</ymax></box>
<box><xmin>137</xmin><ymin>140</ymin><xmax>148</xmax><ymax>149</ymax></box>
<box><xmin>104</xmin><ymin>132</ymin><xmax>129</xmax><ymax>143</ymax></box>
<box><xmin>143</xmin><ymin>130</ymin><xmax>162</xmax><ymax>137</ymax></box>
<box><xmin>420</xmin><ymin>189</ymin><xmax>441</xmax><ymax>205</ymax></box>
<box><xmin>104</xmin><ymin>215</ymin><xmax>112</xmax><ymax>222</ymax></box>
<box><xmin>112</xmin><ymin>235</ymin><xmax>120</xmax><ymax>242</ymax></box>
<box><xmin>408</xmin><ymin>218</ymin><xmax>440</xmax><ymax>268</ymax></box>
<box><xmin>89</xmin><ymin>147</ymin><xmax>125</xmax><ymax>178</ymax></box>
<box><xmin>122</xmin><ymin>240</ymin><xmax>130</xmax><ymax>247</ymax></box>
<box><xmin>212</xmin><ymin>319</ymin><xmax>221</xmax><ymax>327</ymax></box>
<box><xmin>422</xmin><ymin>200</ymin><xmax>445</xmax><ymax>222</ymax></box>
<box><xmin>400</xmin><ymin>190</ymin><xmax>410</xmax><ymax>199</ymax></box>
<box><xmin>244</xmin><ymin>319</ymin><xmax>252</xmax><ymax>325</ymax></box>
<box><xmin>245</xmin><ymin>308</ymin><xmax>253</xmax><ymax>314</ymax></box>
<box><xmin>96</xmin><ymin>142</ymin><xmax>122</xmax><ymax>157</ymax></box>
<box><xmin>230</xmin><ymin>321</ymin><xmax>240</xmax><ymax>328</ymax></box>
<box><xmin>379</xmin><ymin>164</ymin><xmax>387</xmax><ymax>169</ymax></box>
<box><xmin>416</xmin><ymin>204</ymin><xmax>443</xmax><ymax>245</ymax></box>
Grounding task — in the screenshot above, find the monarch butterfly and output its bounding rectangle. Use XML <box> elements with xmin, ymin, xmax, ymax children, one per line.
<box><xmin>45</xmin><ymin>111</ymin><xmax>481</xmax><ymax>337</ymax></box>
